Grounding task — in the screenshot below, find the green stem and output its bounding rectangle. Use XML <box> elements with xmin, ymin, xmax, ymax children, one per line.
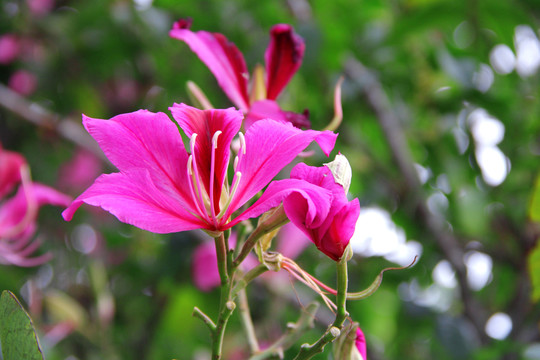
<box><xmin>293</xmin><ymin>258</ymin><xmax>349</xmax><ymax>360</ymax></box>
<box><xmin>212</xmin><ymin>232</ymin><xmax>235</xmax><ymax>360</ymax></box>
<box><xmin>233</xmin><ymin>206</ymin><xmax>289</xmax><ymax>268</ymax></box>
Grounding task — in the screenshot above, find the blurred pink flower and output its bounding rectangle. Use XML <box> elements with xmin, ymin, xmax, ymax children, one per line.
<box><xmin>58</xmin><ymin>148</ymin><xmax>102</xmax><ymax>192</ymax></box>
<box><xmin>283</xmin><ymin>163</ymin><xmax>360</xmax><ymax>261</ymax></box>
<box><xmin>192</xmin><ymin>233</ymin><xmax>258</xmax><ymax>291</ymax></box>
<box><xmin>8</xmin><ymin>70</ymin><xmax>37</xmax><ymax>96</ymax></box>
<box><xmin>0</xmin><ymin>146</ymin><xmax>72</xmax><ymax>267</ymax></box>
<box><xmin>27</xmin><ymin>0</ymin><xmax>55</xmax><ymax>17</ymax></box>
<box><xmin>63</xmin><ymin>104</ymin><xmax>336</xmax><ymax>234</ymax></box>
<box><xmin>0</xmin><ymin>34</ymin><xmax>20</xmax><ymax>65</ymax></box>
<box><xmin>0</xmin><ymin>148</ymin><xmax>25</xmax><ymax>197</ymax></box>
<box><xmin>170</xmin><ymin>20</ymin><xmax>309</xmax><ymax>129</ymax></box>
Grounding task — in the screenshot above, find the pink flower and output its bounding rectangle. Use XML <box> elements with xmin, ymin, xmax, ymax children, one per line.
<box><xmin>57</xmin><ymin>148</ymin><xmax>102</xmax><ymax>192</ymax></box>
<box><xmin>63</xmin><ymin>104</ymin><xmax>336</xmax><ymax>234</ymax></box>
<box><xmin>169</xmin><ymin>20</ymin><xmax>309</xmax><ymax>129</ymax></box>
<box><xmin>8</xmin><ymin>70</ymin><xmax>37</xmax><ymax>96</ymax></box>
<box><xmin>283</xmin><ymin>163</ymin><xmax>360</xmax><ymax>261</ymax></box>
<box><xmin>27</xmin><ymin>0</ymin><xmax>55</xmax><ymax>17</ymax></box>
<box><xmin>0</xmin><ymin>34</ymin><xmax>20</xmax><ymax>64</ymax></box>
<box><xmin>0</xmin><ymin>146</ymin><xmax>72</xmax><ymax>267</ymax></box>
<box><xmin>0</xmin><ymin>148</ymin><xmax>25</xmax><ymax>198</ymax></box>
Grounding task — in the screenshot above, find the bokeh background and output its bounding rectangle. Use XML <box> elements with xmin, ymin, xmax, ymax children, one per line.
<box><xmin>1</xmin><ymin>0</ymin><xmax>540</xmax><ymax>359</ymax></box>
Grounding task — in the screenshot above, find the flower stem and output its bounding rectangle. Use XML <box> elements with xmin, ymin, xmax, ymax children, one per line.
<box><xmin>212</xmin><ymin>232</ymin><xmax>235</xmax><ymax>359</ymax></box>
<box><xmin>293</xmin><ymin>258</ymin><xmax>349</xmax><ymax>360</ymax></box>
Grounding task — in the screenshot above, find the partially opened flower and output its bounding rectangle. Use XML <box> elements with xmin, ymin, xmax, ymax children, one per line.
<box><xmin>170</xmin><ymin>19</ymin><xmax>309</xmax><ymax>129</ymax></box>
<box><xmin>283</xmin><ymin>159</ymin><xmax>360</xmax><ymax>261</ymax></box>
<box><xmin>63</xmin><ymin>104</ymin><xmax>336</xmax><ymax>235</ymax></box>
<box><xmin>0</xmin><ymin>146</ymin><xmax>72</xmax><ymax>267</ymax></box>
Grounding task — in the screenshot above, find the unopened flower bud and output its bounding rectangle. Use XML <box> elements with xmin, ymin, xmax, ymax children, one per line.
<box><xmin>324</xmin><ymin>153</ymin><xmax>352</xmax><ymax>194</ymax></box>
<box><xmin>333</xmin><ymin>323</ymin><xmax>367</xmax><ymax>360</ymax></box>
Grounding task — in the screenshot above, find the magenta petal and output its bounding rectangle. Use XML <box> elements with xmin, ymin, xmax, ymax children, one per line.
<box><xmin>244</xmin><ymin>100</ymin><xmax>290</xmax><ymax>129</ymax></box>
<box><xmin>0</xmin><ymin>148</ymin><xmax>26</xmax><ymax>198</ymax></box>
<box><xmin>245</xmin><ymin>100</ymin><xmax>311</xmax><ymax>130</ymax></box>
<box><xmin>264</xmin><ymin>24</ymin><xmax>305</xmax><ymax>100</ymax></box>
<box><xmin>319</xmin><ymin>198</ymin><xmax>360</xmax><ymax>261</ymax></box>
<box><xmin>230</xmin><ymin>178</ymin><xmax>332</xmax><ymax>228</ymax></box>
<box><xmin>82</xmin><ymin>110</ymin><xmax>194</xmax><ymax>210</ymax></box>
<box><xmin>62</xmin><ymin>171</ymin><xmax>207</xmax><ymax>233</ymax></box>
<box><xmin>355</xmin><ymin>327</ymin><xmax>367</xmax><ymax>360</ymax></box>
<box><xmin>170</xmin><ymin>104</ymin><xmax>243</xmax><ymax>209</ymax></box>
<box><xmin>226</xmin><ymin>120</ymin><xmax>336</xmax><ymax>217</ymax></box>
<box><xmin>169</xmin><ymin>23</ymin><xmax>250</xmax><ymax>111</ymax></box>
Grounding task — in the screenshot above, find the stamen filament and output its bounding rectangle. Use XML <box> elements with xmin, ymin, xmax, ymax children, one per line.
<box><xmin>187</xmin><ymin>155</ymin><xmax>207</xmax><ymax>220</ymax></box>
<box><xmin>189</xmin><ymin>134</ymin><xmax>211</xmax><ymax>223</ymax></box>
<box><xmin>209</xmin><ymin>131</ymin><xmax>222</xmax><ymax>226</ymax></box>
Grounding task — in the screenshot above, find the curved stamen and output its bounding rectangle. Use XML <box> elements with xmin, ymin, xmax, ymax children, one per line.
<box><xmin>189</xmin><ymin>134</ymin><xmax>210</xmax><ymax>222</ymax></box>
<box><xmin>186</xmin><ymin>155</ymin><xmax>207</xmax><ymax>220</ymax></box>
<box><xmin>209</xmin><ymin>131</ymin><xmax>222</xmax><ymax>225</ymax></box>
<box><xmin>236</xmin><ymin>132</ymin><xmax>246</xmax><ymax>172</ymax></box>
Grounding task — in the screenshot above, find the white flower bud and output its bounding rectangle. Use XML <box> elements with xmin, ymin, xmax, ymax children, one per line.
<box><xmin>324</xmin><ymin>153</ymin><xmax>352</xmax><ymax>194</ymax></box>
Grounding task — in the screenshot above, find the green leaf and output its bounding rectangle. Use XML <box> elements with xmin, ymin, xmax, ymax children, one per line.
<box><xmin>529</xmin><ymin>174</ymin><xmax>540</xmax><ymax>222</ymax></box>
<box><xmin>0</xmin><ymin>290</ymin><xmax>45</xmax><ymax>360</ymax></box>
<box><xmin>528</xmin><ymin>241</ymin><xmax>540</xmax><ymax>303</ymax></box>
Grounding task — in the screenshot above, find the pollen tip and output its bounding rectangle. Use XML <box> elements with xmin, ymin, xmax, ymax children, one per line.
<box><xmin>238</xmin><ymin>132</ymin><xmax>246</xmax><ymax>154</ymax></box>
<box><xmin>189</xmin><ymin>133</ymin><xmax>198</xmax><ymax>150</ymax></box>
<box><xmin>212</xmin><ymin>130</ymin><xmax>222</xmax><ymax>149</ymax></box>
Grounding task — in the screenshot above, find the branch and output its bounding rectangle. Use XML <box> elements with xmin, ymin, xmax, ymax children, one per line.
<box><xmin>0</xmin><ymin>84</ymin><xmax>106</xmax><ymax>161</ymax></box>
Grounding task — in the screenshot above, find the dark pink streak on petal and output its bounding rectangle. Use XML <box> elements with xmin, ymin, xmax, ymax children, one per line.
<box><xmin>62</xmin><ymin>171</ymin><xmax>207</xmax><ymax>233</ymax></box>
<box><xmin>170</xmin><ymin>104</ymin><xmax>243</xmax><ymax>213</ymax></box>
<box><xmin>225</xmin><ymin>120</ymin><xmax>336</xmax><ymax>219</ymax></box>
<box><xmin>169</xmin><ymin>24</ymin><xmax>250</xmax><ymax>111</ymax></box>
<box><xmin>265</xmin><ymin>24</ymin><xmax>305</xmax><ymax>100</ymax></box>
<box><xmin>82</xmin><ymin>110</ymin><xmax>196</xmax><ymax>215</ymax></box>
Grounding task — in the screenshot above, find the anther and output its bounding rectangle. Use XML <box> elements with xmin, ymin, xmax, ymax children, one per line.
<box><xmin>212</xmin><ymin>131</ymin><xmax>222</xmax><ymax>149</ymax></box>
<box><xmin>238</xmin><ymin>132</ymin><xmax>246</xmax><ymax>154</ymax></box>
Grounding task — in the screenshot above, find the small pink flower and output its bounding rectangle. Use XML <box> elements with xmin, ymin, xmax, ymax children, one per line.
<box><xmin>0</xmin><ymin>34</ymin><xmax>20</xmax><ymax>64</ymax></box>
<box><xmin>170</xmin><ymin>20</ymin><xmax>309</xmax><ymax>128</ymax></box>
<box><xmin>283</xmin><ymin>163</ymin><xmax>360</xmax><ymax>261</ymax></box>
<box><xmin>8</xmin><ymin>70</ymin><xmax>37</xmax><ymax>96</ymax></box>
<box><xmin>0</xmin><ymin>146</ymin><xmax>71</xmax><ymax>267</ymax></box>
<box><xmin>63</xmin><ymin>104</ymin><xmax>336</xmax><ymax>234</ymax></box>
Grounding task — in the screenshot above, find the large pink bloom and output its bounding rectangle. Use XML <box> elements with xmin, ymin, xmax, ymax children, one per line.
<box><xmin>283</xmin><ymin>163</ymin><xmax>360</xmax><ymax>261</ymax></box>
<box><xmin>0</xmin><ymin>146</ymin><xmax>72</xmax><ymax>266</ymax></box>
<box><xmin>63</xmin><ymin>104</ymin><xmax>336</xmax><ymax>234</ymax></box>
<box><xmin>169</xmin><ymin>20</ymin><xmax>309</xmax><ymax>129</ymax></box>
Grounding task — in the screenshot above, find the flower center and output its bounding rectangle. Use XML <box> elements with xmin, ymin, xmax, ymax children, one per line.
<box><xmin>186</xmin><ymin>131</ymin><xmax>246</xmax><ymax>229</ymax></box>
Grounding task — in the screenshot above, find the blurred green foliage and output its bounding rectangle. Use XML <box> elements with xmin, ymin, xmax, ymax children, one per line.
<box><xmin>1</xmin><ymin>0</ymin><xmax>540</xmax><ymax>359</ymax></box>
